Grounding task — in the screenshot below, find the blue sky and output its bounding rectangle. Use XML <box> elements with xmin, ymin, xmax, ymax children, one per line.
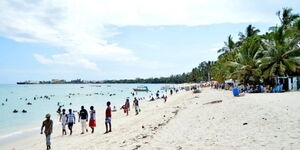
<box><xmin>0</xmin><ymin>0</ymin><xmax>299</xmax><ymax>83</ymax></box>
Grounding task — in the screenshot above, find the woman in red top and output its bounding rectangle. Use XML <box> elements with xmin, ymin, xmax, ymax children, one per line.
<box><xmin>105</xmin><ymin>101</ymin><xmax>112</xmax><ymax>134</ymax></box>
<box><xmin>89</xmin><ymin>106</ymin><xmax>96</xmax><ymax>133</ymax></box>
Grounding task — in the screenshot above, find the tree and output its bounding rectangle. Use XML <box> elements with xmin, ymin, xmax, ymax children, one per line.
<box><xmin>227</xmin><ymin>37</ymin><xmax>263</xmax><ymax>84</ymax></box>
<box><xmin>276</xmin><ymin>8</ymin><xmax>300</xmax><ymax>29</ymax></box>
<box><xmin>237</xmin><ymin>24</ymin><xmax>260</xmax><ymax>46</ymax></box>
<box><xmin>211</xmin><ymin>60</ymin><xmax>230</xmax><ymax>82</ymax></box>
<box><xmin>217</xmin><ymin>35</ymin><xmax>236</xmax><ymax>54</ymax></box>
<box><xmin>258</xmin><ymin>26</ymin><xmax>300</xmax><ymax>79</ymax></box>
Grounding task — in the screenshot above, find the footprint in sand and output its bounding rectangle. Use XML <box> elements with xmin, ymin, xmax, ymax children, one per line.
<box><xmin>133</xmin><ymin>145</ymin><xmax>141</xmax><ymax>150</ymax></box>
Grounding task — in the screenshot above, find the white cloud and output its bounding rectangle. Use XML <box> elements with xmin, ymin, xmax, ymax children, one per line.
<box><xmin>33</xmin><ymin>53</ymin><xmax>99</xmax><ymax>71</ymax></box>
<box><xmin>33</xmin><ymin>54</ymin><xmax>53</xmax><ymax>64</ymax></box>
<box><xmin>0</xmin><ymin>0</ymin><xmax>140</xmax><ymax>70</ymax></box>
<box><xmin>0</xmin><ymin>0</ymin><xmax>289</xmax><ymax>70</ymax></box>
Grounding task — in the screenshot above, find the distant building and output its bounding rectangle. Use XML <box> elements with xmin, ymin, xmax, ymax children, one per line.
<box><xmin>51</xmin><ymin>79</ymin><xmax>66</xmax><ymax>83</ymax></box>
<box><xmin>70</xmin><ymin>79</ymin><xmax>83</xmax><ymax>83</ymax></box>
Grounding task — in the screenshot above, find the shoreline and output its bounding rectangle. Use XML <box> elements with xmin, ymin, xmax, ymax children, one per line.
<box><xmin>2</xmin><ymin>88</ymin><xmax>188</xmax><ymax>149</ymax></box>
<box><xmin>2</xmin><ymin>88</ymin><xmax>300</xmax><ymax>149</ymax></box>
<box><xmin>0</xmin><ymin>96</ymin><xmax>147</xmax><ymax>146</ymax></box>
<box><xmin>0</xmin><ymin>127</ymin><xmax>41</xmax><ymax>146</ymax></box>
<box><xmin>0</xmin><ymin>83</ymin><xmax>172</xmax><ymax>147</ymax></box>
<box><xmin>0</xmin><ymin>123</ymin><xmax>62</xmax><ymax>146</ymax></box>
<box><xmin>0</xmin><ymin>83</ymin><xmax>169</xmax><ymax>146</ymax></box>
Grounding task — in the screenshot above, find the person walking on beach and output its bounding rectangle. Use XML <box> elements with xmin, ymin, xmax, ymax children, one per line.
<box><xmin>41</xmin><ymin>114</ymin><xmax>53</xmax><ymax>150</ymax></box>
<box><xmin>59</xmin><ymin>109</ymin><xmax>67</xmax><ymax>135</ymax></box>
<box><xmin>79</xmin><ymin>106</ymin><xmax>89</xmax><ymax>134</ymax></box>
<box><xmin>163</xmin><ymin>95</ymin><xmax>168</xmax><ymax>103</ymax></box>
<box><xmin>105</xmin><ymin>101</ymin><xmax>112</xmax><ymax>133</ymax></box>
<box><xmin>133</xmin><ymin>97</ymin><xmax>139</xmax><ymax>115</ymax></box>
<box><xmin>67</xmin><ymin>109</ymin><xmax>76</xmax><ymax>135</ymax></box>
<box><xmin>89</xmin><ymin>106</ymin><xmax>96</xmax><ymax>133</ymax></box>
<box><xmin>124</xmin><ymin>98</ymin><xmax>130</xmax><ymax>116</ymax></box>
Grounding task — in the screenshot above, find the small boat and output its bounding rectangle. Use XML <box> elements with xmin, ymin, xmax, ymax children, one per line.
<box><xmin>133</xmin><ymin>86</ymin><xmax>149</xmax><ymax>92</ymax></box>
<box><xmin>22</xmin><ymin>110</ymin><xmax>27</xmax><ymax>113</ymax></box>
<box><xmin>13</xmin><ymin>109</ymin><xmax>18</xmax><ymax>113</ymax></box>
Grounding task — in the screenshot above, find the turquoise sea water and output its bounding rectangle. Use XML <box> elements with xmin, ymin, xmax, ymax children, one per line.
<box><xmin>0</xmin><ymin>84</ymin><xmax>171</xmax><ymax>142</ymax></box>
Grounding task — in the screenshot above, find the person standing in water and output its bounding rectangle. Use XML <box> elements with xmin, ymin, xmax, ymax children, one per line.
<box><xmin>57</xmin><ymin>106</ymin><xmax>62</xmax><ymax>114</ymax></box>
<box><xmin>133</xmin><ymin>97</ymin><xmax>139</xmax><ymax>115</ymax></box>
<box><xmin>41</xmin><ymin>114</ymin><xmax>53</xmax><ymax>150</ymax></box>
<box><xmin>89</xmin><ymin>106</ymin><xmax>96</xmax><ymax>133</ymax></box>
<box><xmin>59</xmin><ymin>109</ymin><xmax>67</xmax><ymax>135</ymax></box>
<box><xmin>79</xmin><ymin>106</ymin><xmax>89</xmax><ymax>134</ymax></box>
<box><xmin>66</xmin><ymin>109</ymin><xmax>76</xmax><ymax>135</ymax></box>
<box><xmin>105</xmin><ymin>101</ymin><xmax>112</xmax><ymax>133</ymax></box>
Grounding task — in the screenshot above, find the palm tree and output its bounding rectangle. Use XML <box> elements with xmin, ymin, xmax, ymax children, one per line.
<box><xmin>257</xmin><ymin>8</ymin><xmax>300</xmax><ymax>80</ymax></box>
<box><xmin>211</xmin><ymin>60</ymin><xmax>227</xmax><ymax>82</ymax></box>
<box><xmin>245</xmin><ymin>25</ymin><xmax>261</xmax><ymax>37</ymax></box>
<box><xmin>226</xmin><ymin>37</ymin><xmax>263</xmax><ymax>84</ymax></box>
<box><xmin>258</xmin><ymin>26</ymin><xmax>300</xmax><ymax>79</ymax></box>
<box><xmin>294</xmin><ymin>19</ymin><xmax>300</xmax><ymax>30</ymax></box>
<box><xmin>276</xmin><ymin>8</ymin><xmax>300</xmax><ymax>29</ymax></box>
<box><xmin>217</xmin><ymin>35</ymin><xmax>235</xmax><ymax>54</ymax></box>
<box><xmin>195</xmin><ymin>61</ymin><xmax>215</xmax><ymax>81</ymax></box>
<box><xmin>212</xmin><ymin>8</ymin><xmax>300</xmax><ymax>85</ymax></box>
<box><xmin>288</xmin><ymin>18</ymin><xmax>300</xmax><ymax>43</ymax></box>
<box><xmin>237</xmin><ymin>24</ymin><xmax>260</xmax><ymax>46</ymax></box>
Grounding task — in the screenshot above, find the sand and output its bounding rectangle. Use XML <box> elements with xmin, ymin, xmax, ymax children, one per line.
<box><xmin>2</xmin><ymin>88</ymin><xmax>300</xmax><ymax>150</ymax></box>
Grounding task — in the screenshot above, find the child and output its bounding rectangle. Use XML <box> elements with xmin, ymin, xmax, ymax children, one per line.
<box><xmin>66</xmin><ymin>109</ymin><xmax>76</xmax><ymax>135</ymax></box>
<box><xmin>105</xmin><ymin>101</ymin><xmax>112</xmax><ymax>134</ymax></box>
<box><xmin>89</xmin><ymin>106</ymin><xmax>96</xmax><ymax>133</ymax></box>
<box><xmin>59</xmin><ymin>109</ymin><xmax>67</xmax><ymax>135</ymax></box>
<box><xmin>41</xmin><ymin>114</ymin><xmax>53</xmax><ymax>150</ymax></box>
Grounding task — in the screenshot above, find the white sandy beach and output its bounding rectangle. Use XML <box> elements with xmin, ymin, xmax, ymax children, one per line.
<box><xmin>2</xmin><ymin>88</ymin><xmax>300</xmax><ymax>150</ymax></box>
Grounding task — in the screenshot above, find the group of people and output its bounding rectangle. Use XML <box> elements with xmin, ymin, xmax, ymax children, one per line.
<box><xmin>211</xmin><ymin>82</ymin><xmax>283</xmax><ymax>93</ymax></box>
<box><xmin>41</xmin><ymin>102</ymin><xmax>112</xmax><ymax>150</ymax></box>
<box><xmin>40</xmin><ymin>89</ymin><xmax>177</xmax><ymax>150</ymax></box>
<box><xmin>149</xmin><ymin>90</ymin><xmax>170</xmax><ymax>102</ymax></box>
<box><xmin>120</xmin><ymin>97</ymin><xmax>140</xmax><ymax>116</ymax></box>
